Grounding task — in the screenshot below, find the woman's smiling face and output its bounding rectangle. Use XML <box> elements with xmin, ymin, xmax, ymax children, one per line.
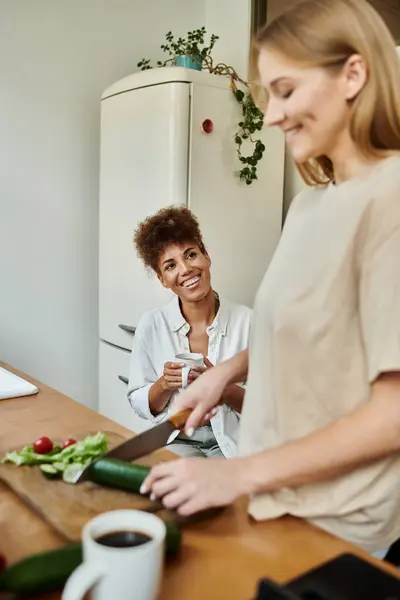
<box><xmin>157</xmin><ymin>243</ymin><xmax>211</xmax><ymax>302</ymax></box>
<box><xmin>259</xmin><ymin>48</ymin><xmax>355</xmax><ymax>164</ymax></box>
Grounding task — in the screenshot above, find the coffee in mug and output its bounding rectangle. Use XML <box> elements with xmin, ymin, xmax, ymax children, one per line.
<box><xmin>62</xmin><ymin>510</ymin><xmax>166</xmax><ymax>600</ymax></box>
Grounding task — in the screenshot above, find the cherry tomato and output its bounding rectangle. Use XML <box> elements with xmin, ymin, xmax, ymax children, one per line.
<box><xmin>62</xmin><ymin>438</ymin><xmax>77</xmax><ymax>449</ymax></box>
<box><xmin>33</xmin><ymin>436</ymin><xmax>53</xmax><ymax>454</ymax></box>
<box><xmin>0</xmin><ymin>553</ymin><xmax>7</xmax><ymax>573</ymax></box>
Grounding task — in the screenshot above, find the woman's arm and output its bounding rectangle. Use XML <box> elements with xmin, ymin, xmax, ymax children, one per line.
<box><xmin>244</xmin><ymin>372</ymin><xmax>400</xmax><ymax>494</ymax></box>
<box><xmin>172</xmin><ymin>349</ymin><xmax>249</xmax><ymax>432</ymax></box>
<box><xmin>128</xmin><ymin>318</ymin><xmax>172</xmax><ymax>423</ymax></box>
<box><xmin>148</xmin><ymin>362</ymin><xmax>184</xmax><ymax>415</ymax></box>
<box><xmin>222</xmin><ymin>384</ymin><xmax>245</xmax><ymax>413</ymax></box>
<box><xmin>223</xmin><ymin>349</ymin><xmax>249</xmax><ymax>385</ymax></box>
<box><xmin>148</xmin><ymin>378</ymin><xmax>173</xmax><ymax>415</ymax></box>
<box><xmin>142</xmin><ymin>372</ymin><xmax>400</xmax><ymax>516</ymax></box>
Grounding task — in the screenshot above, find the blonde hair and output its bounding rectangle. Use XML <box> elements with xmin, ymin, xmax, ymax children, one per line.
<box><xmin>253</xmin><ymin>0</ymin><xmax>400</xmax><ymax>185</ymax></box>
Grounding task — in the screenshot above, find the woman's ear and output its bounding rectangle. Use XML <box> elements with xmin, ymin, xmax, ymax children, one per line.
<box><xmin>205</xmin><ymin>253</ymin><xmax>211</xmax><ymax>268</ymax></box>
<box><xmin>343</xmin><ymin>54</ymin><xmax>367</xmax><ymax>101</ymax></box>
<box><xmin>157</xmin><ymin>272</ymin><xmax>168</xmax><ymax>288</ymax></box>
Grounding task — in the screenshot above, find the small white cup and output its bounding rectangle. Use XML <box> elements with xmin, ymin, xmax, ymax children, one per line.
<box><xmin>62</xmin><ymin>510</ymin><xmax>166</xmax><ymax>600</ymax></box>
<box><xmin>175</xmin><ymin>352</ymin><xmax>204</xmax><ymax>389</ymax></box>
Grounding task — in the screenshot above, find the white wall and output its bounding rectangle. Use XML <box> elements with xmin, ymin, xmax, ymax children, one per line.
<box><xmin>283</xmin><ymin>149</ymin><xmax>305</xmax><ymax>220</ymax></box>
<box><xmin>266</xmin><ymin>0</ymin><xmax>306</xmax><ymax>219</ymax></box>
<box><xmin>0</xmin><ymin>0</ymin><xmax>204</xmax><ymax>408</ymax></box>
<box><xmin>206</xmin><ymin>0</ymin><xmax>251</xmax><ymax>78</ymax></box>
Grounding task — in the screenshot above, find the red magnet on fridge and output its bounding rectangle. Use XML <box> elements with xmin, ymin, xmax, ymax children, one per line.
<box><xmin>201</xmin><ymin>119</ymin><xmax>214</xmax><ymax>134</ymax></box>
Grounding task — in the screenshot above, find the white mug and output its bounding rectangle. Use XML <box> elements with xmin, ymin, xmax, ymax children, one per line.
<box><xmin>175</xmin><ymin>352</ymin><xmax>204</xmax><ymax>389</ymax></box>
<box><xmin>62</xmin><ymin>510</ymin><xmax>166</xmax><ymax>600</ymax></box>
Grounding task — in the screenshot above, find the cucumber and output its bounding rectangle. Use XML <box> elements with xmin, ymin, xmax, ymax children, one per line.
<box><xmin>53</xmin><ymin>461</ymin><xmax>67</xmax><ymax>472</ymax></box>
<box><xmin>164</xmin><ymin>520</ymin><xmax>182</xmax><ymax>557</ymax></box>
<box><xmin>88</xmin><ymin>458</ymin><xmax>151</xmax><ymax>493</ymax></box>
<box><xmin>0</xmin><ymin>523</ymin><xmax>181</xmax><ymax>594</ymax></box>
<box><xmin>40</xmin><ymin>464</ymin><xmax>61</xmax><ymax>479</ymax></box>
<box><xmin>0</xmin><ymin>543</ymin><xmax>82</xmax><ymax>594</ymax></box>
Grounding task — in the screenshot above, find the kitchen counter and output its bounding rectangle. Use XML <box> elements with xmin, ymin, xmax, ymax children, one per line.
<box><xmin>1</xmin><ymin>361</ymin><xmax>398</xmax><ymax>599</ymax></box>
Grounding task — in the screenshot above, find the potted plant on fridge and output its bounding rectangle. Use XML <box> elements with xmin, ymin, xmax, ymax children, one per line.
<box><xmin>138</xmin><ymin>27</ymin><xmax>218</xmax><ymax>72</ymax></box>
<box><xmin>137</xmin><ymin>28</ymin><xmax>265</xmax><ymax>185</ymax></box>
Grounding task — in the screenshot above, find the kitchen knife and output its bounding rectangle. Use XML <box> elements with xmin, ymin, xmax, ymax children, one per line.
<box><xmin>73</xmin><ymin>409</ymin><xmax>191</xmax><ymax>483</ymax></box>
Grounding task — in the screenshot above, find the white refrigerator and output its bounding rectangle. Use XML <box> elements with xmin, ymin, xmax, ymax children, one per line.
<box><xmin>98</xmin><ymin>67</ymin><xmax>285</xmax><ymax>432</ymax></box>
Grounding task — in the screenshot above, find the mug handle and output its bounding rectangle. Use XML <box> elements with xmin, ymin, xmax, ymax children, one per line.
<box><xmin>62</xmin><ymin>561</ymin><xmax>105</xmax><ymax>600</ymax></box>
<box><xmin>181</xmin><ymin>365</ymin><xmax>191</xmax><ymax>389</ymax></box>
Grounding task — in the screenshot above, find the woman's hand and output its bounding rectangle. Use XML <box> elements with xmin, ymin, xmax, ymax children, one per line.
<box><xmin>171</xmin><ymin>361</ymin><xmax>231</xmax><ymax>434</ymax></box>
<box><xmin>141</xmin><ymin>457</ymin><xmax>249</xmax><ymax>516</ymax></box>
<box><xmin>187</xmin><ymin>357</ymin><xmax>214</xmax><ymax>384</ymax></box>
<box><xmin>161</xmin><ymin>362</ymin><xmax>184</xmax><ymax>391</ymax></box>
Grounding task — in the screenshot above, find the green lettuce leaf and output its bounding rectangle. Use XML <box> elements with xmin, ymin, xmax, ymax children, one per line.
<box><xmin>1</xmin><ymin>432</ymin><xmax>108</xmax><ymax>469</ymax></box>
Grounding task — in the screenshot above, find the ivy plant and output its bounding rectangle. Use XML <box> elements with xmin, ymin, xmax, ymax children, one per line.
<box><xmin>137</xmin><ymin>28</ymin><xmax>265</xmax><ymax>185</ymax></box>
<box><xmin>137</xmin><ymin>28</ymin><xmax>218</xmax><ymax>70</ymax></box>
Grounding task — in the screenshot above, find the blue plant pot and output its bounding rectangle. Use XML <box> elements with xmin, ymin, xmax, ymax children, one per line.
<box><xmin>175</xmin><ymin>55</ymin><xmax>202</xmax><ymax>71</ymax></box>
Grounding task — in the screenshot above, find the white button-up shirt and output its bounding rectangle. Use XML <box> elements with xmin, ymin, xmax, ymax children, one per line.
<box><xmin>127</xmin><ymin>295</ymin><xmax>252</xmax><ymax>458</ymax></box>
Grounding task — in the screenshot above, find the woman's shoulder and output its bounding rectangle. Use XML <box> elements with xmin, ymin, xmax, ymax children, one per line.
<box><xmin>284</xmin><ymin>184</ymin><xmax>327</xmax><ymax>219</ymax></box>
<box><xmin>358</xmin><ymin>156</ymin><xmax>400</xmax><ymax>228</ymax></box>
<box><xmin>218</xmin><ymin>296</ymin><xmax>252</xmax><ymax>322</ymax></box>
<box><xmin>136</xmin><ymin>302</ymin><xmax>172</xmax><ymax>333</ymax></box>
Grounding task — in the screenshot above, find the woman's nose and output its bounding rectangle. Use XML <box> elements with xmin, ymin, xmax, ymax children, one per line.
<box><xmin>177</xmin><ymin>261</ymin><xmax>191</xmax><ymax>276</ymax></box>
<box><xmin>264</xmin><ymin>99</ymin><xmax>285</xmax><ymax>127</ymax></box>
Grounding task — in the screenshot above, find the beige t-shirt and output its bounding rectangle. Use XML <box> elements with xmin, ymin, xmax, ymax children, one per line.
<box><xmin>239</xmin><ymin>156</ymin><xmax>400</xmax><ymax>552</ymax></box>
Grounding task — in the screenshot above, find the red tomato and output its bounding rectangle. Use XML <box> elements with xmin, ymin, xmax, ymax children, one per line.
<box><xmin>33</xmin><ymin>436</ymin><xmax>53</xmax><ymax>454</ymax></box>
<box><xmin>62</xmin><ymin>438</ymin><xmax>77</xmax><ymax>449</ymax></box>
<box><xmin>0</xmin><ymin>553</ymin><xmax>6</xmax><ymax>573</ymax></box>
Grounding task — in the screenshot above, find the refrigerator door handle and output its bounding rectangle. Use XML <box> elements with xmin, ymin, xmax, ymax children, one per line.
<box><xmin>118</xmin><ymin>324</ymin><xmax>136</xmax><ymax>334</ymax></box>
<box><xmin>118</xmin><ymin>375</ymin><xmax>129</xmax><ymax>385</ymax></box>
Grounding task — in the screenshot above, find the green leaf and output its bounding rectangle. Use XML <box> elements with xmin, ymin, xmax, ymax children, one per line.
<box><xmin>235</xmin><ymin>90</ymin><xmax>245</xmax><ymax>102</ymax></box>
<box><xmin>1</xmin><ymin>433</ymin><xmax>108</xmax><ymax>470</ymax></box>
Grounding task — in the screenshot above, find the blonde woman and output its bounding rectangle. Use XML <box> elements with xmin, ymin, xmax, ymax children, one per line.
<box><xmin>141</xmin><ymin>0</ymin><xmax>400</xmax><ymax>557</ymax></box>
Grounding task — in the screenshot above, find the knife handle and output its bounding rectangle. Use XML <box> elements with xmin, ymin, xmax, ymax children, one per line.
<box><xmin>169</xmin><ymin>409</ymin><xmax>192</xmax><ymax>430</ymax></box>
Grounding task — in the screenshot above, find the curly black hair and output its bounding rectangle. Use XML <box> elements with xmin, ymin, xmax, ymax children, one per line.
<box><xmin>134</xmin><ymin>206</ymin><xmax>207</xmax><ymax>273</ymax></box>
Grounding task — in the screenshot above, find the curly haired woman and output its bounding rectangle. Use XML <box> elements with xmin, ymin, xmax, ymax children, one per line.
<box><xmin>127</xmin><ymin>206</ymin><xmax>252</xmax><ymax>459</ymax></box>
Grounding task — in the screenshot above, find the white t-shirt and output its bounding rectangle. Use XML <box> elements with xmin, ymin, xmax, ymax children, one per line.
<box><xmin>239</xmin><ymin>156</ymin><xmax>400</xmax><ymax>552</ymax></box>
<box><xmin>128</xmin><ymin>295</ymin><xmax>252</xmax><ymax>458</ymax></box>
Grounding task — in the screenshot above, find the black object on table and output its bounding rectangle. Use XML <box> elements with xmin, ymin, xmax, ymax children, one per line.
<box><xmin>254</xmin><ymin>553</ymin><xmax>400</xmax><ymax>599</ymax></box>
<box><xmin>253</xmin><ymin>579</ymin><xmax>301</xmax><ymax>599</ymax></box>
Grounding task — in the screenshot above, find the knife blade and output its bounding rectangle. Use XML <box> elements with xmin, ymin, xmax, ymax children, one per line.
<box><xmin>73</xmin><ymin>409</ymin><xmax>191</xmax><ymax>483</ymax></box>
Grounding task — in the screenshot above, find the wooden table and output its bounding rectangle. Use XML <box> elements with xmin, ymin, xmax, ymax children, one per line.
<box><xmin>1</xmin><ymin>362</ymin><xmax>399</xmax><ymax>599</ymax></box>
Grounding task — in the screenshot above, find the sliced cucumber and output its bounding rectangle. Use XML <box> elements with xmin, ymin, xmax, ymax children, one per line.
<box><xmin>63</xmin><ymin>463</ymin><xmax>85</xmax><ymax>484</ymax></box>
<box><xmin>39</xmin><ymin>464</ymin><xmax>61</xmax><ymax>479</ymax></box>
<box><xmin>88</xmin><ymin>458</ymin><xmax>151</xmax><ymax>493</ymax></box>
<box><xmin>0</xmin><ymin>522</ymin><xmax>181</xmax><ymax>594</ymax></box>
<box><xmin>53</xmin><ymin>461</ymin><xmax>67</xmax><ymax>472</ymax></box>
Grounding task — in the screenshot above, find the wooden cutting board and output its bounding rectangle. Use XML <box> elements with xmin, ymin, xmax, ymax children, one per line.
<box><xmin>0</xmin><ymin>431</ymin><xmax>164</xmax><ymax>542</ymax></box>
